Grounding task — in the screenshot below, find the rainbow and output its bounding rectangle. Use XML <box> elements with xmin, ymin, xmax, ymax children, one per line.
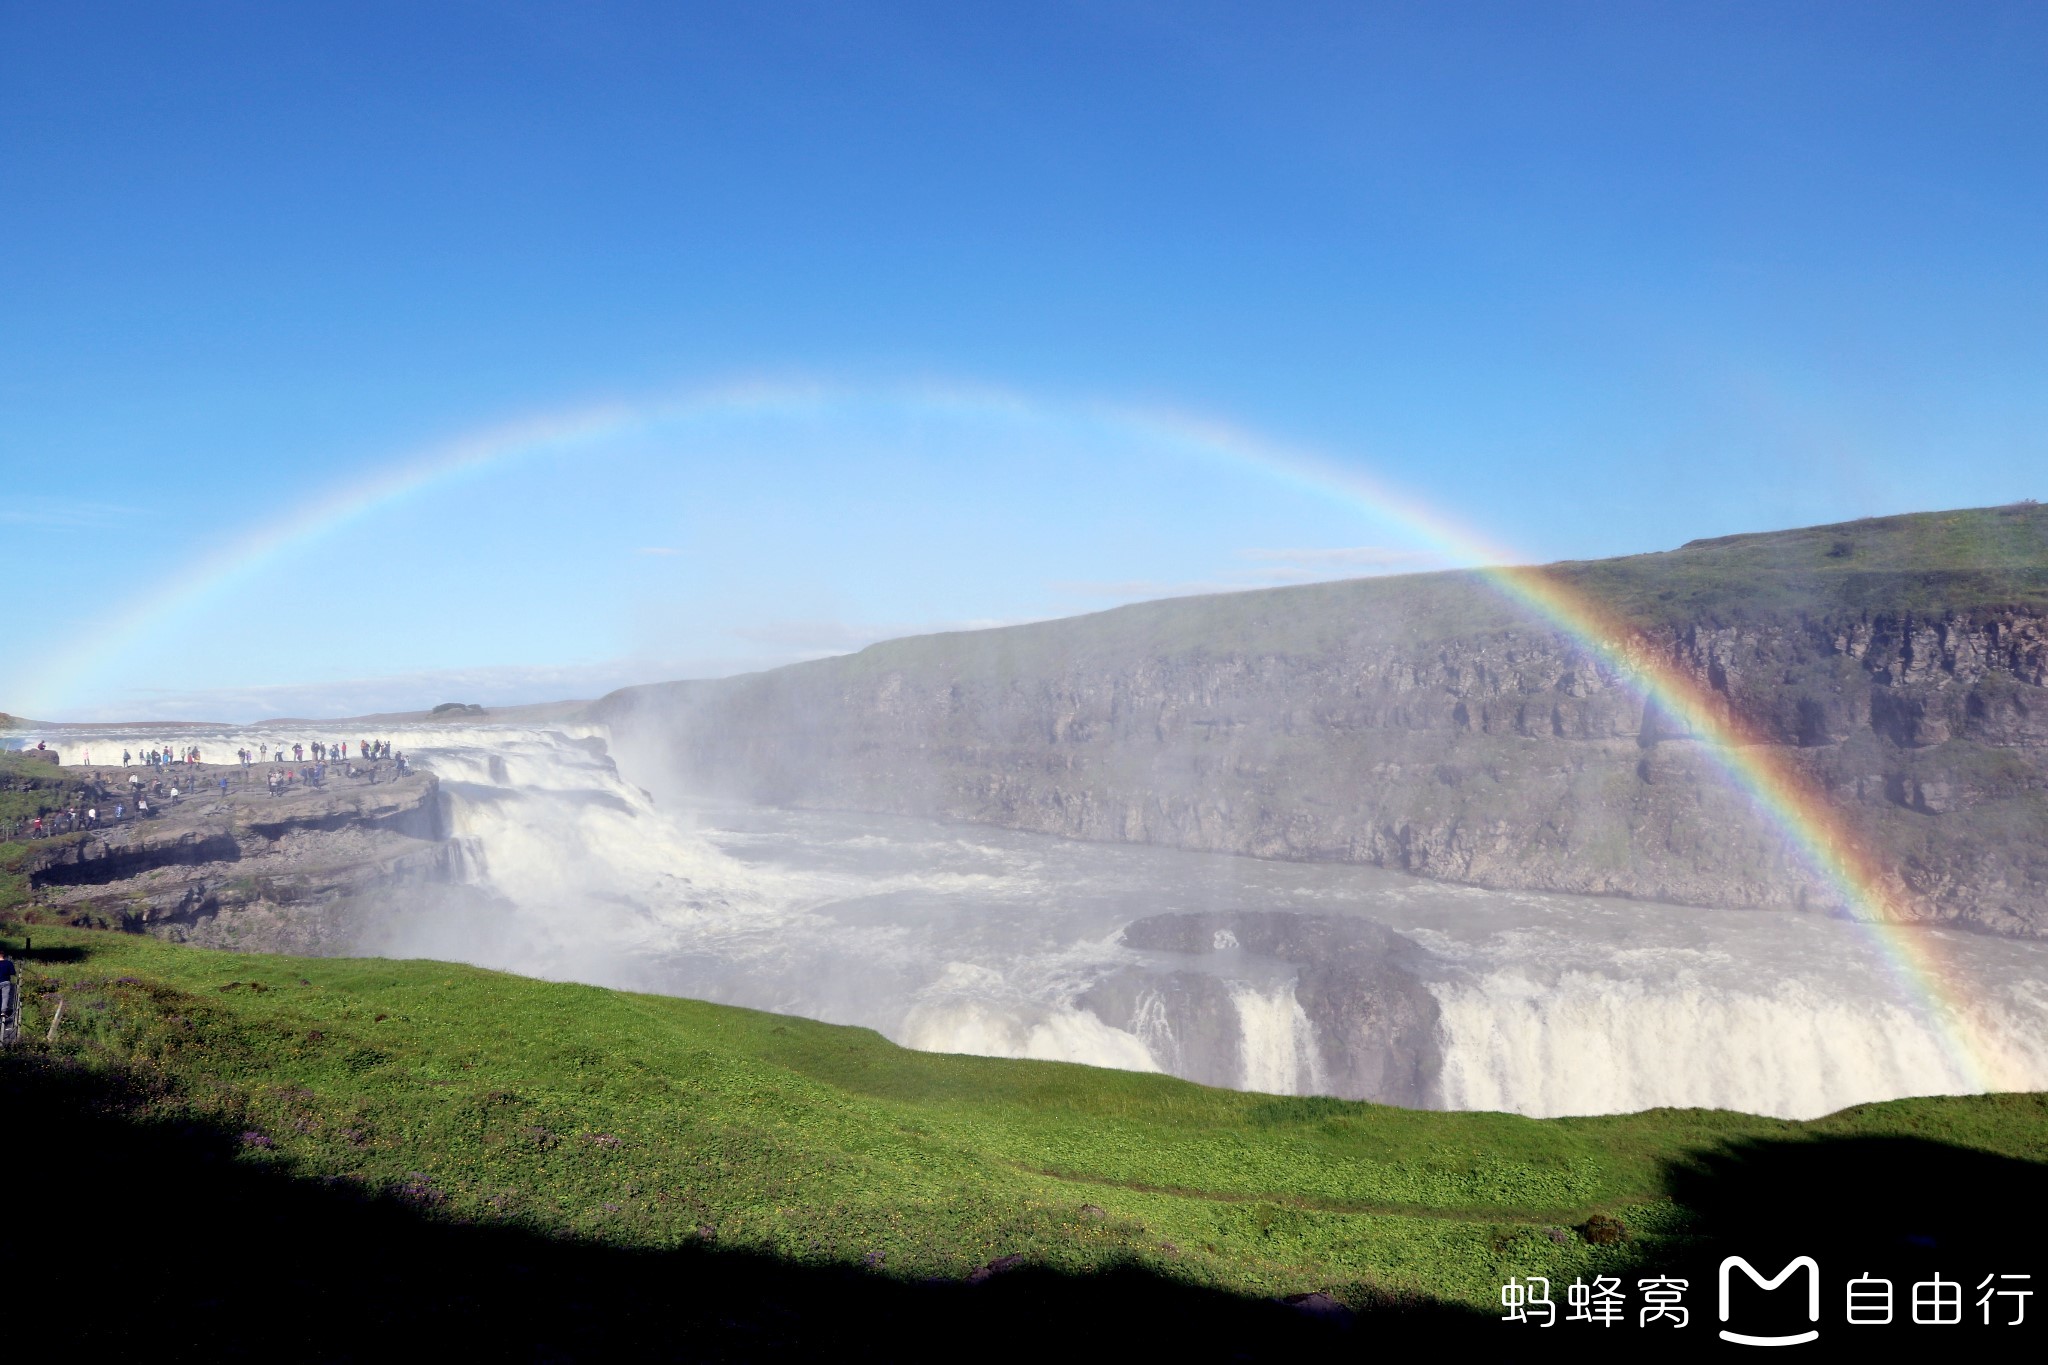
<box><xmin>14</xmin><ymin>379</ymin><xmax>835</xmax><ymax>724</ymax></box>
<box><xmin>18</xmin><ymin>379</ymin><xmax>2018</xmax><ymax>1091</ymax></box>
<box><xmin>1124</xmin><ymin>405</ymin><xmax>2015</xmax><ymax>1093</ymax></box>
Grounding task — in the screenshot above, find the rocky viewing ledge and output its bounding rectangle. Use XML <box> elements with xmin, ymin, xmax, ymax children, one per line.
<box><xmin>3</xmin><ymin>758</ymin><xmax>456</xmax><ymax>952</ymax></box>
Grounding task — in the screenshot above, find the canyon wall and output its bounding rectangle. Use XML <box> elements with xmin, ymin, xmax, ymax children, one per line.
<box><xmin>597</xmin><ymin>508</ymin><xmax>2048</xmax><ymax>937</ymax></box>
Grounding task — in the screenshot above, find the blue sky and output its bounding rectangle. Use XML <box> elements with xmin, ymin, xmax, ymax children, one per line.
<box><xmin>4</xmin><ymin>1</ymin><xmax>2044</xmax><ymax>721</ymax></box>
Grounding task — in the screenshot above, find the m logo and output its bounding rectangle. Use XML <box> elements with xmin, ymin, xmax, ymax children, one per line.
<box><xmin>1719</xmin><ymin>1256</ymin><xmax>1821</xmax><ymax>1346</ymax></box>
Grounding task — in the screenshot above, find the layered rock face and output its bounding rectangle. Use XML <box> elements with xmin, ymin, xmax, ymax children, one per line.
<box><xmin>24</xmin><ymin>768</ymin><xmax>462</xmax><ymax>953</ymax></box>
<box><xmin>597</xmin><ymin>507</ymin><xmax>2048</xmax><ymax>938</ymax></box>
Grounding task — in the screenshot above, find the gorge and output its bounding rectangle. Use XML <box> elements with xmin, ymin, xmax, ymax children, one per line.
<box><xmin>596</xmin><ymin>503</ymin><xmax>2048</xmax><ymax>938</ymax></box>
<box><xmin>8</xmin><ymin>504</ymin><xmax>2048</xmax><ymax>1120</ymax></box>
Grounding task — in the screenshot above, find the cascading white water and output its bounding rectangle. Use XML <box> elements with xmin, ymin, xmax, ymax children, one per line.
<box><xmin>1428</xmin><ymin>971</ymin><xmax>2040</xmax><ymax>1119</ymax></box>
<box><xmin>1127</xmin><ymin>987</ymin><xmax>1178</xmax><ymax>1070</ymax></box>
<box><xmin>16</xmin><ymin>721</ymin><xmax>2048</xmax><ymax>1119</ymax></box>
<box><xmin>899</xmin><ymin>996</ymin><xmax>1162</xmax><ymax>1073</ymax></box>
<box><xmin>1230</xmin><ymin>982</ymin><xmax>1325</xmax><ymax>1095</ymax></box>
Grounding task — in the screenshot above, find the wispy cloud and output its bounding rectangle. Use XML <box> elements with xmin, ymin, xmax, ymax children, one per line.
<box><xmin>0</xmin><ymin>496</ymin><xmax>140</xmax><ymax>529</ymax></box>
<box><xmin>1238</xmin><ymin>545</ymin><xmax>1438</xmax><ymax>569</ymax></box>
<box><xmin>729</xmin><ymin>616</ymin><xmax>1023</xmax><ymax>655</ymax></box>
<box><xmin>1051</xmin><ymin>577</ymin><xmax>1252</xmax><ymax>600</ymax></box>
<box><xmin>730</xmin><ymin>619</ymin><xmax>897</xmax><ymax>651</ymax></box>
<box><xmin>1055</xmin><ymin>546</ymin><xmax>1443</xmax><ymax>603</ymax></box>
<box><xmin>45</xmin><ymin>657</ymin><xmax>773</xmax><ymax>725</ymax></box>
<box><xmin>42</xmin><ymin>612</ymin><xmax>1049</xmax><ymax>722</ymax></box>
<box><xmin>26</xmin><ymin>547</ymin><xmax>1446</xmax><ymax>722</ymax></box>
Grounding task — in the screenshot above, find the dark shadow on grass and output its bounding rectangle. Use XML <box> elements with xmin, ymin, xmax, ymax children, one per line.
<box><xmin>1664</xmin><ymin>1132</ymin><xmax>2048</xmax><ymax>1264</ymax></box>
<box><xmin>0</xmin><ymin>1053</ymin><xmax>1492</xmax><ymax>1362</ymax></box>
<box><xmin>1632</xmin><ymin>1133</ymin><xmax>2048</xmax><ymax>1344</ymax></box>
<box><xmin>2</xmin><ymin>942</ymin><xmax>88</xmax><ymax>963</ymax></box>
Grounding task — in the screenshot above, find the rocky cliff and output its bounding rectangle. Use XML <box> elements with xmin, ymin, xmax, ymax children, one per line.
<box><xmin>19</xmin><ymin>767</ymin><xmax>463</xmax><ymax>953</ymax></box>
<box><xmin>595</xmin><ymin>503</ymin><xmax>2048</xmax><ymax>937</ymax></box>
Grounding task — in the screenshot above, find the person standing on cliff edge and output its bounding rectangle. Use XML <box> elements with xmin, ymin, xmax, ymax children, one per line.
<box><xmin>0</xmin><ymin>948</ymin><xmax>19</xmax><ymax>1047</ymax></box>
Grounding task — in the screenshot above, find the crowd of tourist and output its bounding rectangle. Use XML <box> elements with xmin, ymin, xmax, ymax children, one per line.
<box><xmin>4</xmin><ymin>736</ymin><xmax>415</xmax><ymax>840</ymax></box>
<box><xmin>122</xmin><ymin>745</ymin><xmax>206</xmax><ymax>767</ymax></box>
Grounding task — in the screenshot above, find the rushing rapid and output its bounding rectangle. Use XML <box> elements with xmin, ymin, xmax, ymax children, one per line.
<box><xmin>17</xmin><ymin>721</ymin><xmax>2048</xmax><ymax>1118</ymax></box>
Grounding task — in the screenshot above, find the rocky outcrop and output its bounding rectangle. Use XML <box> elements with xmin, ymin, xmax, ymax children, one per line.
<box><xmin>1082</xmin><ymin>912</ymin><xmax>1443</xmax><ymax>1105</ymax></box>
<box><xmin>596</xmin><ymin>506</ymin><xmax>2048</xmax><ymax>937</ymax></box>
<box><xmin>21</xmin><ymin>768</ymin><xmax>461</xmax><ymax>953</ymax></box>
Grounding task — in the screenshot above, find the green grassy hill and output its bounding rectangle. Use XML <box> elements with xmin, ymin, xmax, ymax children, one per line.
<box><xmin>3</xmin><ymin>923</ymin><xmax>2043</xmax><ymax>1354</ymax></box>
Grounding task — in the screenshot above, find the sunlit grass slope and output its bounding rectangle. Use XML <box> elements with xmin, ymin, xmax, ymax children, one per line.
<box><xmin>7</xmin><ymin>924</ymin><xmax>2045</xmax><ymax>1315</ymax></box>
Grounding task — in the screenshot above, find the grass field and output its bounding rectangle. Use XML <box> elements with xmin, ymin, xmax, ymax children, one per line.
<box><xmin>3</xmin><ymin>921</ymin><xmax>2044</xmax><ymax>1355</ymax></box>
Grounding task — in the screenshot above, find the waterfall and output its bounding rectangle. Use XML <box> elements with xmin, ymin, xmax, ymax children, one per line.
<box><xmin>1429</xmin><ymin>970</ymin><xmax>2048</xmax><ymax>1119</ymax></box>
<box><xmin>21</xmin><ymin>719</ymin><xmax>2048</xmax><ymax>1120</ymax></box>
<box><xmin>1231</xmin><ymin>981</ymin><xmax>1326</xmax><ymax>1095</ymax></box>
